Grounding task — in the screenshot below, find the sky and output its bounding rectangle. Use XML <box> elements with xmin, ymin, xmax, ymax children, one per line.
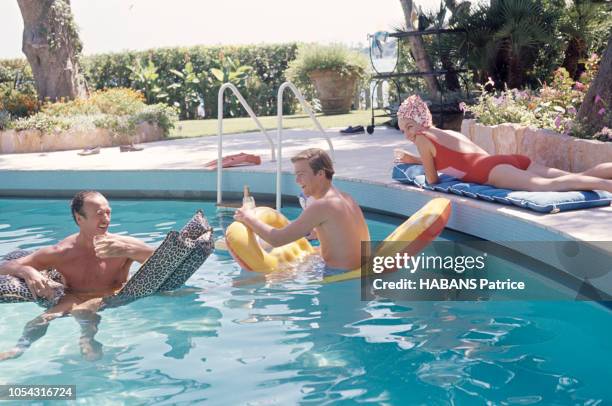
<box><xmin>0</xmin><ymin>0</ymin><xmax>441</xmax><ymax>59</ymax></box>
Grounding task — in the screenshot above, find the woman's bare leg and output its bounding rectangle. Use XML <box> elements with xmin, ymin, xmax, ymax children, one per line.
<box><xmin>527</xmin><ymin>162</ymin><xmax>612</xmax><ymax>179</ymax></box>
<box><xmin>581</xmin><ymin>163</ymin><xmax>612</xmax><ymax>179</ymax></box>
<box><xmin>526</xmin><ymin>162</ymin><xmax>572</xmax><ymax>178</ymax></box>
<box><xmin>489</xmin><ymin>164</ymin><xmax>612</xmax><ymax>192</ymax></box>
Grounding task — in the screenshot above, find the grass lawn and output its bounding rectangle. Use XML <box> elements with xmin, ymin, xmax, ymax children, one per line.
<box><xmin>168</xmin><ymin>109</ymin><xmax>388</xmax><ymax>139</ymax></box>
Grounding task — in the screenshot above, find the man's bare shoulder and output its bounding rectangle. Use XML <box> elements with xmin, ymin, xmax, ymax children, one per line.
<box><xmin>20</xmin><ymin>234</ymin><xmax>78</xmax><ymax>267</ymax></box>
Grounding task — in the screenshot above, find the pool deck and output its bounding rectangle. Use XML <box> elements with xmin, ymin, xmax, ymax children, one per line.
<box><xmin>1</xmin><ymin>126</ymin><xmax>610</xmax><ymax>241</ymax></box>
<box><xmin>1</xmin><ymin>126</ymin><xmax>611</xmax><ymax>296</ymax></box>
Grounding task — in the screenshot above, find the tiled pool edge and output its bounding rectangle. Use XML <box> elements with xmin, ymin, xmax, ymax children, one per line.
<box><xmin>2</xmin><ymin>169</ymin><xmax>611</xmax><ymax>297</ymax></box>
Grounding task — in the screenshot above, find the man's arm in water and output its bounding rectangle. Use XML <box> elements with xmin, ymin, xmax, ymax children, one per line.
<box><xmin>0</xmin><ymin>247</ymin><xmax>63</xmax><ymax>300</ymax></box>
<box><xmin>234</xmin><ymin>201</ymin><xmax>327</xmax><ymax>247</ymax></box>
<box><xmin>94</xmin><ymin>235</ymin><xmax>154</xmax><ymax>263</ymax></box>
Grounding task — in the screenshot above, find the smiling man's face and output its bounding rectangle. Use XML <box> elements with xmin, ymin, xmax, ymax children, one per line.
<box><xmin>76</xmin><ymin>193</ymin><xmax>112</xmax><ymax>236</ymax></box>
<box><xmin>293</xmin><ymin>159</ymin><xmax>324</xmax><ymax>197</ymax></box>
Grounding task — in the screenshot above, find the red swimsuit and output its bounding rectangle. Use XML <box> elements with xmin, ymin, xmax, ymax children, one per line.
<box><xmin>422</xmin><ymin>133</ymin><xmax>531</xmax><ymax>184</ymax></box>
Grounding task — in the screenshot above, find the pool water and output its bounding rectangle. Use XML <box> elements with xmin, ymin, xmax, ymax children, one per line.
<box><xmin>0</xmin><ymin>198</ymin><xmax>611</xmax><ymax>405</ymax></box>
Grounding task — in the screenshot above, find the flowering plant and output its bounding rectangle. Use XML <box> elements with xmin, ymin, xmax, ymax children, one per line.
<box><xmin>468</xmin><ymin>53</ymin><xmax>609</xmax><ymax>141</ymax></box>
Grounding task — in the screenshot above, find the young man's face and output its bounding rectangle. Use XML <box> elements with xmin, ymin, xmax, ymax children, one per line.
<box><xmin>76</xmin><ymin>193</ymin><xmax>112</xmax><ymax>236</ymax></box>
<box><xmin>293</xmin><ymin>159</ymin><xmax>325</xmax><ymax>197</ymax></box>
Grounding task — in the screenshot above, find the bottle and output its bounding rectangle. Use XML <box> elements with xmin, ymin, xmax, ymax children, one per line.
<box><xmin>243</xmin><ymin>185</ymin><xmax>256</xmax><ymax>209</ymax></box>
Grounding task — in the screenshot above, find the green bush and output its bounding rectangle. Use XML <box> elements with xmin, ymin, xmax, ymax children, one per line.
<box><xmin>11</xmin><ymin>88</ymin><xmax>177</xmax><ymax>136</ymax></box>
<box><xmin>1</xmin><ymin>44</ymin><xmax>299</xmax><ymax>120</ymax></box>
<box><xmin>80</xmin><ymin>44</ymin><xmax>299</xmax><ymax>119</ymax></box>
<box><xmin>468</xmin><ymin>54</ymin><xmax>610</xmax><ymax>141</ymax></box>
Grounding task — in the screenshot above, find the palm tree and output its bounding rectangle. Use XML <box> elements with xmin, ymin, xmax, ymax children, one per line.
<box><xmin>559</xmin><ymin>0</ymin><xmax>612</xmax><ymax>80</ymax></box>
<box><xmin>454</xmin><ymin>0</ymin><xmax>556</xmax><ymax>88</ymax></box>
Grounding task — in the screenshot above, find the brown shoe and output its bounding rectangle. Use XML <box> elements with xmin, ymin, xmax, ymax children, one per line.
<box><xmin>119</xmin><ymin>143</ymin><xmax>143</xmax><ymax>152</ymax></box>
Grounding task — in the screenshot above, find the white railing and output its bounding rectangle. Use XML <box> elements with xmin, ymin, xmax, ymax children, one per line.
<box><xmin>276</xmin><ymin>81</ymin><xmax>334</xmax><ymax>209</ymax></box>
<box><xmin>216</xmin><ymin>83</ymin><xmax>276</xmax><ymax>205</ymax></box>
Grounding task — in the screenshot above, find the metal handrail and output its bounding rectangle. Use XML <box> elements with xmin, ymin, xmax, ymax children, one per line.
<box><xmin>275</xmin><ymin>81</ymin><xmax>334</xmax><ymax>210</ymax></box>
<box><xmin>216</xmin><ymin>83</ymin><xmax>276</xmax><ymax>205</ymax></box>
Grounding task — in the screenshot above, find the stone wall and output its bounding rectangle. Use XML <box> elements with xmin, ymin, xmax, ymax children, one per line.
<box><xmin>461</xmin><ymin>119</ymin><xmax>612</xmax><ymax>172</ymax></box>
<box><xmin>0</xmin><ymin>123</ymin><xmax>164</xmax><ymax>154</ymax></box>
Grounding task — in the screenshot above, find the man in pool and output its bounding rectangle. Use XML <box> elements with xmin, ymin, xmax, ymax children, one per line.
<box><xmin>234</xmin><ymin>148</ymin><xmax>370</xmax><ymax>271</ymax></box>
<box><xmin>0</xmin><ymin>190</ymin><xmax>154</xmax><ymax>361</ymax></box>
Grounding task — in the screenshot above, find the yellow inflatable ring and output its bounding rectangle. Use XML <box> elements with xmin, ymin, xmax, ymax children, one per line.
<box><xmin>321</xmin><ymin>197</ymin><xmax>451</xmax><ymax>283</ymax></box>
<box><xmin>225</xmin><ymin>207</ymin><xmax>315</xmax><ymax>272</ymax></box>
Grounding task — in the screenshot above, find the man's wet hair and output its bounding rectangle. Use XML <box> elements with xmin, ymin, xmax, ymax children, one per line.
<box><xmin>70</xmin><ymin>191</ymin><xmax>102</xmax><ymax>224</ymax></box>
<box><xmin>291</xmin><ymin>148</ymin><xmax>335</xmax><ymax>180</ymax></box>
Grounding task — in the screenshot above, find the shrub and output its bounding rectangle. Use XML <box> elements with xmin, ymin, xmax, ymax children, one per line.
<box><xmin>42</xmin><ymin>88</ymin><xmax>145</xmax><ymax>116</ymax></box>
<box><xmin>468</xmin><ymin>54</ymin><xmax>609</xmax><ymax>141</ymax></box>
<box><xmin>0</xmin><ymin>84</ymin><xmax>39</xmax><ymax>118</ymax></box>
<box><xmin>12</xmin><ymin>88</ymin><xmax>177</xmax><ymax>136</ymax></box>
<box><xmin>80</xmin><ymin>44</ymin><xmax>299</xmax><ymax>118</ymax></box>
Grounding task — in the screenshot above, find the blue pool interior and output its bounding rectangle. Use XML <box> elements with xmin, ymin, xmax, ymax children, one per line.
<box><xmin>0</xmin><ymin>198</ymin><xmax>611</xmax><ymax>405</ymax></box>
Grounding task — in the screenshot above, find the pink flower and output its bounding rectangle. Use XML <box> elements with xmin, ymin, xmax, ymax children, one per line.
<box><xmin>595</xmin><ymin>95</ymin><xmax>602</xmax><ymax>104</ymax></box>
<box><xmin>554</xmin><ymin>115</ymin><xmax>562</xmax><ymax>128</ymax></box>
<box><xmin>573</xmin><ymin>82</ymin><xmax>585</xmax><ymax>91</ymax></box>
<box><xmin>567</xmin><ymin>106</ymin><xmax>577</xmax><ymax>115</ymax></box>
<box><xmin>598</xmin><ymin>107</ymin><xmax>606</xmax><ymax>116</ymax></box>
<box><xmin>458</xmin><ymin>102</ymin><xmax>467</xmax><ymax>112</ymax></box>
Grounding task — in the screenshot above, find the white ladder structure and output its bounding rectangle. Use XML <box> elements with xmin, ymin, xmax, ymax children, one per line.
<box><xmin>275</xmin><ymin>81</ymin><xmax>334</xmax><ymax>209</ymax></box>
<box><xmin>216</xmin><ymin>83</ymin><xmax>276</xmax><ymax>206</ymax></box>
<box><xmin>215</xmin><ymin>81</ymin><xmax>334</xmax><ymax>209</ymax></box>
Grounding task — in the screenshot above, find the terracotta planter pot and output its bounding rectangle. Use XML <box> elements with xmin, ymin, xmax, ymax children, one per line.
<box><xmin>308</xmin><ymin>69</ymin><xmax>357</xmax><ymax>115</ymax></box>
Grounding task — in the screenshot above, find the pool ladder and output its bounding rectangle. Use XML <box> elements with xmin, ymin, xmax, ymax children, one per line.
<box><xmin>216</xmin><ymin>81</ymin><xmax>334</xmax><ymax>210</ymax></box>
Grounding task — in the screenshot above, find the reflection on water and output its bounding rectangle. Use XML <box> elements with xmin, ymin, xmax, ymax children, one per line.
<box><xmin>0</xmin><ymin>198</ymin><xmax>610</xmax><ymax>405</ymax></box>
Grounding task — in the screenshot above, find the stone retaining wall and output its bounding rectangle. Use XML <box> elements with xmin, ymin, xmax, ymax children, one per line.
<box><xmin>461</xmin><ymin>119</ymin><xmax>612</xmax><ymax>172</ymax></box>
<box><xmin>0</xmin><ymin>123</ymin><xmax>164</xmax><ymax>154</ymax></box>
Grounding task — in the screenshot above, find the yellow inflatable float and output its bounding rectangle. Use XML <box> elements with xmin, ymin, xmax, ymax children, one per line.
<box><xmin>225</xmin><ymin>198</ymin><xmax>451</xmax><ymax>281</ymax></box>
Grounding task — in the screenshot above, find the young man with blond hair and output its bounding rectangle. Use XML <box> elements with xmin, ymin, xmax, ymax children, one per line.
<box><xmin>234</xmin><ymin>148</ymin><xmax>370</xmax><ymax>271</ymax></box>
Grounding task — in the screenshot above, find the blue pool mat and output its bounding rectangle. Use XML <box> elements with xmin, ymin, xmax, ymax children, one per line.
<box><xmin>392</xmin><ymin>163</ymin><xmax>612</xmax><ymax>213</ymax></box>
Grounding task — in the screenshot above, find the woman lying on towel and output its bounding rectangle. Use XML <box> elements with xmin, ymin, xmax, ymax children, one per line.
<box><xmin>395</xmin><ymin>95</ymin><xmax>612</xmax><ymax>192</ymax></box>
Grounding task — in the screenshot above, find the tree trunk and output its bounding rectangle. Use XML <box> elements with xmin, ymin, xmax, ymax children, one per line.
<box><xmin>399</xmin><ymin>0</ymin><xmax>442</xmax><ymax>98</ymax></box>
<box><xmin>562</xmin><ymin>37</ymin><xmax>587</xmax><ymax>81</ymax></box>
<box><xmin>577</xmin><ymin>36</ymin><xmax>612</xmax><ymax>129</ymax></box>
<box><xmin>17</xmin><ymin>0</ymin><xmax>87</xmax><ymax>101</ymax></box>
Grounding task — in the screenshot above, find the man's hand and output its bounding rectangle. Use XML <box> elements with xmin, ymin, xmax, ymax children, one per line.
<box><xmin>94</xmin><ymin>234</ymin><xmax>154</xmax><ymax>263</ymax></box>
<box><xmin>22</xmin><ymin>268</ymin><xmax>61</xmax><ymax>300</ymax></box>
<box><xmin>94</xmin><ymin>234</ymin><xmax>131</xmax><ymax>259</ymax></box>
<box><xmin>234</xmin><ymin>207</ymin><xmax>256</xmax><ymax>226</ymax></box>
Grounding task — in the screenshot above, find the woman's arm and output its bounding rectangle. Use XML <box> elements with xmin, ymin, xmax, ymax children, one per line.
<box><xmin>394</xmin><ymin>149</ymin><xmax>422</xmax><ymax>164</ymax></box>
<box><xmin>414</xmin><ymin>135</ymin><xmax>439</xmax><ymax>184</ymax></box>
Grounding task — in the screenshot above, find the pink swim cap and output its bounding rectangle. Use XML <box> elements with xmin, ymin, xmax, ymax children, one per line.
<box><xmin>397</xmin><ymin>95</ymin><xmax>433</xmax><ymax>127</ymax></box>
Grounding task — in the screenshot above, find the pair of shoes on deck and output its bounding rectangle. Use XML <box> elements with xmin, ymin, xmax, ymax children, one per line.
<box><xmin>204</xmin><ymin>153</ymin><xmax>262</xmax><ymax>170</ymax></box>
<box><xmin>340</xmin><ymin>125</ymin><xmax>364</xmax><ymax>134</ymax></box>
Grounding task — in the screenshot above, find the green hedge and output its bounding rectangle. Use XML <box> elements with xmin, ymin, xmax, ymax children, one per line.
<box><xmin>1</xmin><ymin>44</ymin><xmax>299</xmax><ymax>120</ymax></box>
<box><xmin>82</xmin><ymin>44</ymin><xmax>299</xmax><ymax>119</ymax></box>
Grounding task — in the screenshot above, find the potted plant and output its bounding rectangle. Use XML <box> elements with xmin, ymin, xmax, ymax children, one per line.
<box><xmin>286</xmin><ymin>44</ymin><xmax>368</xmax><ymax>114</ymax></box>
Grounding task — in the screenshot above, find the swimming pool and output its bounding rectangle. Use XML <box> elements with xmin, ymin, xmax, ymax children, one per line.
<box><xmin>0</xmin><ymin>198</ymin><xmax>611</xmax><ymax>405</ymax></box>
